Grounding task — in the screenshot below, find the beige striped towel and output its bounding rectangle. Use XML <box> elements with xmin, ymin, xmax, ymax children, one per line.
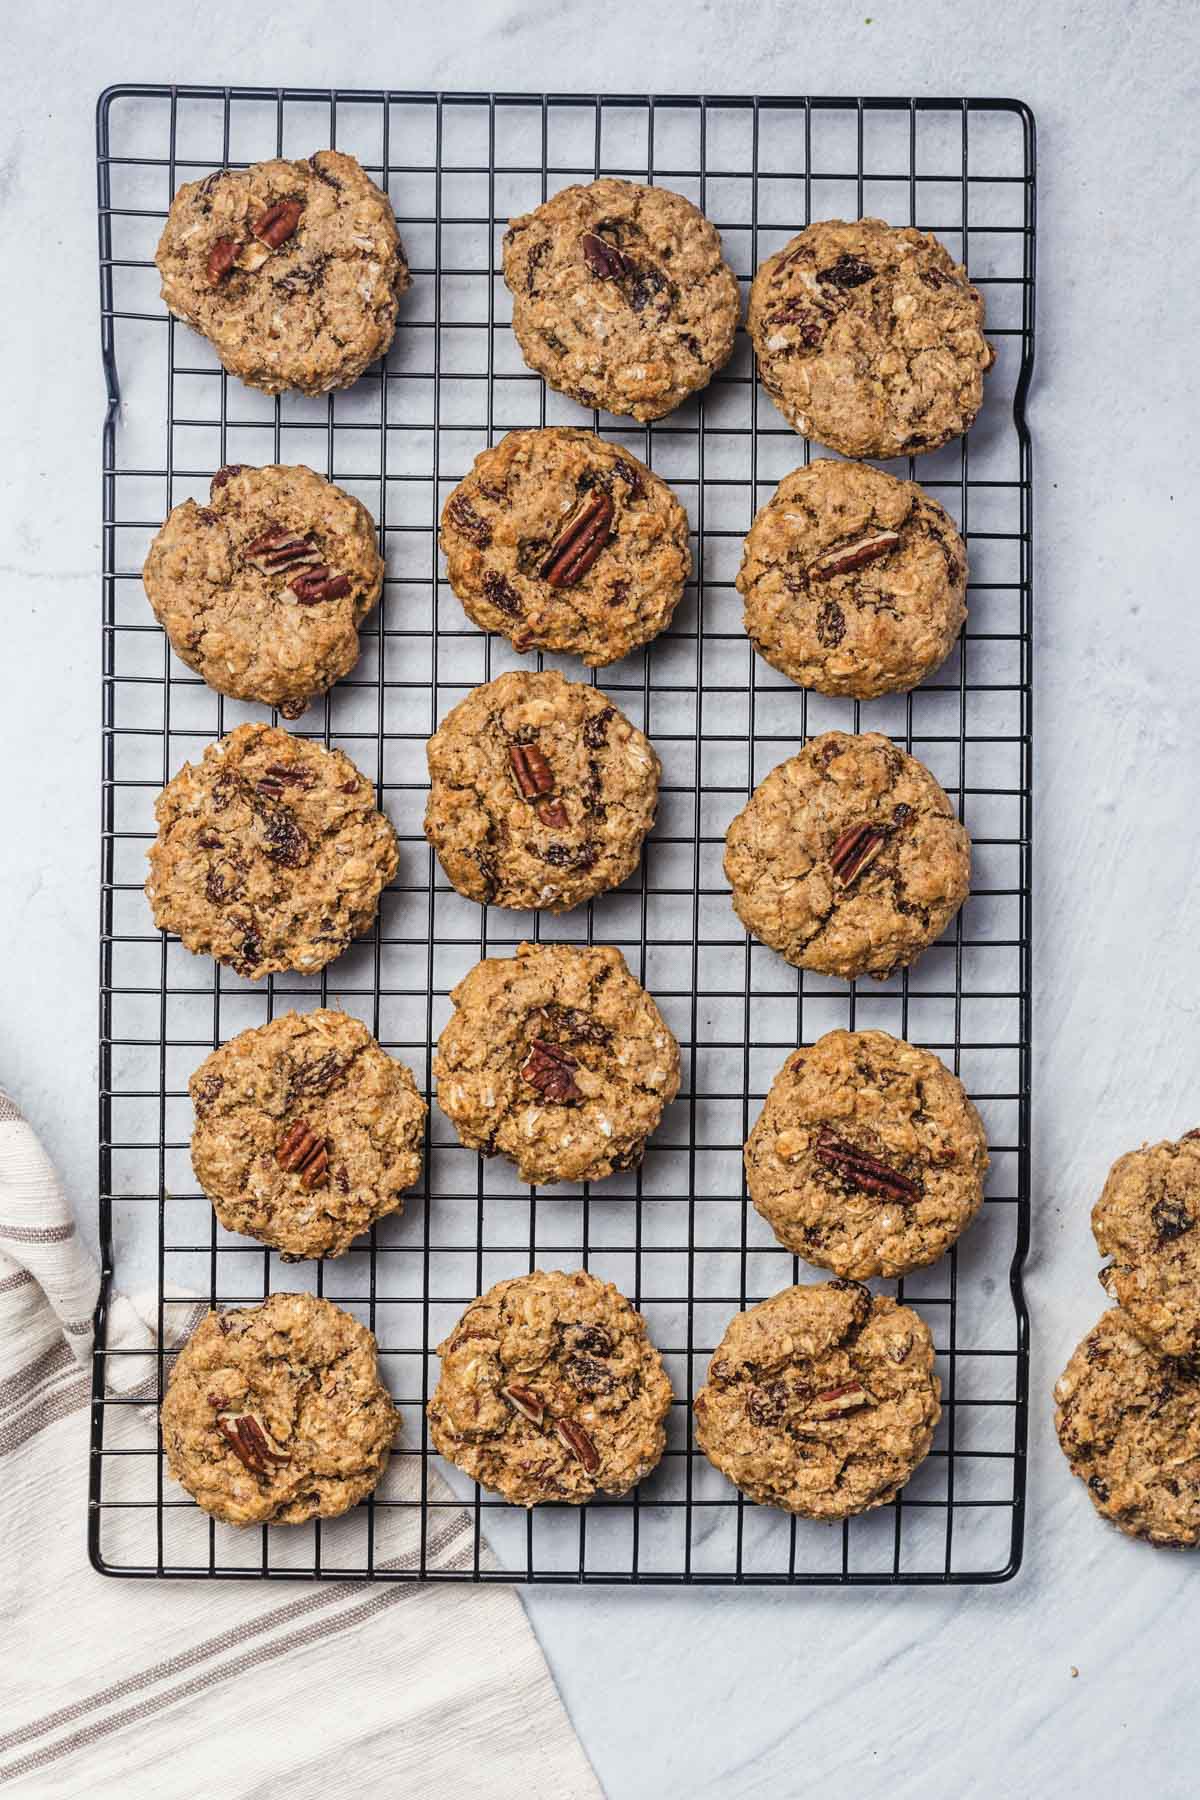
<box><xmin>0</xmin><ymin>1091</ymin><xmax>602</xmax><ymax>1799</ymax></box>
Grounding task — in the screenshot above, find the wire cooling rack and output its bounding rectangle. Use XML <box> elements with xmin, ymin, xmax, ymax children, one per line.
<box><xmin>92</xmin><ymin>87</ymin><xmax>1034</xmax><ymax>1585</ymax></box>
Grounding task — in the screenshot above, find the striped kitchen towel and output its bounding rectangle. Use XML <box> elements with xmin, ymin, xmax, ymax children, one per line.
<box><xmin>0</xmin><ymin>1092</ymin><xmax>602</xmax><ymax>1799</ymax></box>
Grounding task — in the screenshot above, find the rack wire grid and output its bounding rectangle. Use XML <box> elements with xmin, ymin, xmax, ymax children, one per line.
<box><xmin>93</xmin><ymin>87</ymin><xmax>1034</xmax><ymax>1586</ymax></box>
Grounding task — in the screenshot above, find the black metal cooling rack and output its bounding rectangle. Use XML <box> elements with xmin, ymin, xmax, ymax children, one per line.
<box><xmin>92</xmin><ymin>87</ymin><xmax>1034</xmax><ymax>1586</ymax></box>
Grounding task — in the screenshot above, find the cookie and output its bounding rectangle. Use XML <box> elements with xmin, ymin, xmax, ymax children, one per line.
<box><xmin>143</xmin><ymin>463</ymin><xmax>384</xmax><ymax>718</ymax></box>
<box><xmin>440</xmin><ymin>427</ymin><xmax>690</xmax><ymax>666</ymax></box>
<box><xmin>736</xmin><ymin>458</ymin><xmax>967</xmax><ymax>698</ymax></box>
<box><xmin>1055</xmin><ymin>1308</ymin><xmax>1200</xmax><ymax>1548</ymax></box>
<box><xmin>161</xmin><ymin>1292</ymin><xmax>398</xmax><ymax>1526</ymax></box>
<box><xmin>693</xmin><ymin>1281</ymin><xmax>940</xmax><ymax>1518</ymax></box>
<box><xmin>146</xmin><ymin>723</ymin><xmax>397</xmax><ymax>979</ymax></box>
<box><xmin>428</xmin><ymin>1268</ymin><xmax>673</xmax><ymax>1506</ymax></box>
<box><xmin>155</xmin><ymin>150</ymin><xmax>409</xmax><ymax>395</ymax></box>
<box><xmin>745</xmin><ymin>1030</ymin><xmax>988</xmax><ymax>1278</ymax></box>
<box><xmin>434</xmin><ymin>941</ymin><xmax>680</xmax><ymax>1186</ymax></box>
<box><xmin>723</xmin><ymin>730</ymin><xmax>970</xmax><ymax>980</ymax></box>
<box><xmin>502</xmin><ymin>177</ymin><xmax>740</xmax><ymax>421</ymax></box>
<box><xmin>748</xmin><ymin>218</ymin><xmax>993</xmax><ymax>458</ymax></box>
<box><xmin>189</xmin><ymin>1009</ymin><xmax>426</xmax><ymax>1259</ymax></box>
<box><xmin>424</xmin><ymin>670</ymin><xmax>659</xmax><ymax>912</ymax></box>
<box><xmin>1091</xmin><ymin>1132</ymin><xmax>1200</xmax><ymax>1360</ymax></box>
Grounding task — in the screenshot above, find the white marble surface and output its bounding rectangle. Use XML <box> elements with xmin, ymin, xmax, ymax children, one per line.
<box><xmin>4</xmin><ymin>2</ymin><xmax>1200</xmax><ymax>1794</ymax></box>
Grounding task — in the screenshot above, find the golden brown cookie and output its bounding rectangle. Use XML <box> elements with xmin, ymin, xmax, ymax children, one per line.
<box><xmin>737</xmin><ymin>459</ymin><xmax>967</xmax><ymax>698</ymax></box>
<box><xmin>745</xmin><ymin>1030</ymin><xmax>988</xmax><ymax>1278</ymax></box>
<box><xmin>424</xmin><ymin>670</ymin><xmax>659</xmax><ymax>912</ymax></box>
<box><xmin>502</xmin><ymin>177</ymin><xmax>740</xmax><ymax>421</ymax></box>
<box><xmin>161</xmin><ymin>1292</ymin><xmax>398</xmax><ymax>1526</ymax></box>
<box><xmin>1092</xmin><ymin>1132</ymin><xmax>1200</xmax><ymax>1360</ymax></box>
<box><xmin>189</xmin><ymin>1010</ymin><xmax>426</xmax><ymax>1259</ymax></box>
<box><xmin>434</xmin><ymin>941</ymin><xmax>680</xmax><ymax>1186</ymax></box>
<box><xmin>1055</xmin><ymin>1308</ymin><xmax>1200</xmax><ymax>1548</ymax></box>
<box><xmin>145</xmin><ymin>723</ymin><xmax>398</xmax><ymax>979</ymax></box>
<box><xmin>143</xmin><ymin>464</ymin><xmax>383</xmax><ymax>718</ymax></box>
<box><xmin>428</xmin><ymin>1269</ymin><xmax>673</xmax><ymax>1505</ymax></box>
<box><xmin>748</xmin><ymin>218</ymin><xmax>993</xmax><ymax>458</ymax></box>
<box><xmin>693</xmin><ymin>1281</ymin><xmax>940</xmax><ymax>1518</ymax></box>
<box><xmin>439</xmin><ymin>428</ymin><xmax>690</xmax><ymax>666</ymax></box>
<box><xmin>723</xmin><ymin>730</ymin><xmax>970</xmax><ymax>980</ymax></box>
<box><xmin>156</xmin><ymin>150</ymin><xmax>409</xmax><ymax>395</ymax></box>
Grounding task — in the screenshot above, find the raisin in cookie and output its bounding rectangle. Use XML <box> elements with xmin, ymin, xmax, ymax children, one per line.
<box><xmin>502</xmin><ymin>178</ymin><xmax>740</xmax><ymax>421</ymax></box>
<box><xmin>428</xmin><ymin>1268</ymin><xmax>673</xmax><ymax>1506</ymax></box>
<box><xmin>189</xmin><ymin>1010</ymin><xmax>426</xmax><ymax>1259</ymax></box>
<box><xmin>1055</xmin><ymin>1308</ymin><xmax>1200</xmax><ymax>1548</ymax></box>
<box><xmin>146</xmin><ymin>723</ymin><xmax>397</xmax><ymax>979</ymax></box>
<box><xmin>143</xmin><ymin>464</ymin><xmax>383</xmax><ymax>718</ymax></box>
<box><xmin>155</xmin><ymin>150</ymin><xmax>409</xmax><ymax>395</ymax></box>
<box><xmin>694</xmin><ymin>1281</ymin><xmax>940</xmax><ymax>1518</ymax></box>
<box><xmin>425</xmin><ymin>670</ymin><xmax>659</xmax><ymax>912</ymax></box>
<box><xmin>161</xmin><ymin>1292</ymin><xmax>398</xmax><ymax>1526</ymax></box>
<box><xmin>737</xmin><ymin>459</ymin><xmax>967</xmax><ymax>698</ymax></box>
<box><xmin>748</xmin><ymin>218</ymin><xmax>993</xmax><ymax>458</ymax></box>
<box><xmin>745</xmin><ymin>1030</ymin><xmax>988</xmax><ymax>1278</ymax></box>
<box><xmin>434</xmin><ymin>941</ymin><xmax>680</xmax><ymax>1186</ymax></box>
<box><xmin>440</xmin><ymin>427</ymin><xmax>690</xmax><ymax>666</ymax></box>
<box><xmin>1091</xmin><ymin>1132</ymin><xmax>1200</xmax><ymax>1360</ymax></box>
<box><xmin>723</xmin><ymin>731</ymin><xmax>970</xmax><ymax>981</ymax></box>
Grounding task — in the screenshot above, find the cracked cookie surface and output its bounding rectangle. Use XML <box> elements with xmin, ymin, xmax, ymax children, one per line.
<box><xmin>161</xmin><ymin>1292</ymin><xmax>398</xmax><ymax>1526</ymax></box>
<box><xmin>190</xmin><ymin>1009</ymin><xmax>426</xmax><ymax>1259</ymax></box>
<box><xmin>146</xmin><ymin>723</ymin><xmax>398</xmax><ymax>979</ymax></box>
<box><xmin>440</xmin><ymin>427</ymin><xmax>690</xmax><ymax>666</ymax></box>
<box><xmin>746</xmin><ymin>1030</ymin><xmax>988</xmax><ymax>1278</ymax></box>
<box><xmin>502</xmin><ymin>177</ymin><xmax>740</xmax><ymax>421</ymax></box>
<box><xmin>428</xmin><ymin>1268</ymin><xmax>673</xmax><ymax>1505</ymax></box>
<box><xmin>143</xmin><ymin>464</ymin><xmax>383</xmax><ymax>718</ymax></box>
<box><xmin>1055</xmin><ymin>1308</ymin><xmax>1200</xmax><ymax>1548</ymax></box>
<box><xmin>723</xmin><ymin>730</ymin><xmax>970</xmax><ymax>980</ymax></box>
<box><xmin>1091</xmin><ymin>1133</ymin><xmax>1200</xmax><ymax>1360</ymax></box>
<box><xmin>434</xmin><ymin>941</ymin><xmax>680</xmax><ymax>1186</ymax></box>
<box><xmin>694</xmin><ymin>1281</ymin><xmax>940</xmax><ymax>1518</ymax></box>
<box><xmin>748</xmin><ymin>218</ymin><xmax>993</xmax><ymax>458</ymax></box>
<box><xmin>425</xmin><ymin>669</ymin><xmax>659</xmax><ymax>912</ymax></box>
<box><xmin>156</xmin><ymin>150</ymin><xmax>409</xmax><ymax>395</ymax></box>
<box><xmin>737</xmin><ymin>458</ymin><xmax>967</xmax><ymax>698</ymax></box>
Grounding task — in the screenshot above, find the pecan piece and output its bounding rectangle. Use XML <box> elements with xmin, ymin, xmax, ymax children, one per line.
<box><xmin>501</xmin><ymin>1383</ymin><xmax>545</xmax><ymax>1425</ymax></box>
<box><xmin>539</xmin><ymin>493</ymin><xmax>615</xmax><ymax>588</ymax></box>
<box><xmin>508</xmin><ymin>743</ymin><xmax>555</xmax><ymax>799</ymax></box>
<box><xmin>520</xmin><ymin>1038</ymin><xmax>583</xmax><ymax>1102</ymax></box>
<box><xmin>215</xmin><ymin>1412</ymin><xmax>290</xmax><ymax>1474</ymax></box>
<box><xmin>811</xmin><ymin>531</ymin><xmax>902</xmax><ymax>578</ymax></box>
<box><xmin>206</xmin><ymin>237</ymin><xmax>239</xmax><ymax>285</ymax></box>
<box><xmin>555</xmin><ymin>1418</ymin><xmax>601</xmax><ymax>1473</ymax></box>
<box><xmin>244</xmin><ymin>527</ymin><xmax>323</xmax><ymax>572</ymax></box>
<box><xmin>290</xmin><ymin>565</ymin><xmax>352</xmax><ymax>603</ymax></box>
<box><xmin>275</xmin><ymin>1119</ymin><xmax>330</xmax><ymax>1189</ymax></box>
<box><xmin>255</xmin><ymin>762</ymin><xmax>315</xmax><ymax>797</ymax></box>
<box><xmin>252</xmin><ymin>199</ymin><xmax>304</xmax><ymax>249</ymax></box>
<box><xmin>809</xmin><ymin>1381</ymin><xmax>873</xmax><ymax>1418</ymax></box>
<box><xmin>829</xmin><ymin>822</ymin><xmax>888</xmax><ymax>889</ymax></box>
<box><xmin>536</xmin><ymin>798</ymin><xmax>569</xmax><ymax>829</ymax></box>
<box><xmin>581</xmin><ymin>232</ymin><xmax>630</xmax><ymax>280</ymax></box>
<box><xmin>813</xmin><ymin>1128</ymin><xmax>922</xmax><ymax>1203</ymax></box>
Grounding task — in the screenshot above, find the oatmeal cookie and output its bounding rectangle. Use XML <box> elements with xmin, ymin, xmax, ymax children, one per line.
<box><xmin>723</xmin><ymin>730</ymin><xmax>970</xmax><ymax>980</ymax></box>
<box><xmin>502</xmin><ymin>177</ymin><xmax>740</xmax><ymax>421</ymax></box>
<box><xmin>737</xmin><ymin>458</ymin><xmax>967</xmax><ymax>698</ymax></box>
<box><xmin>440</xmin><ymin>427</ymin><xmax>690</xmax><ymax>666</ymax></box>
<box><xmin>425</xmin><ymin>670</ymin><xmax>659</xmax><ymax>912</ymax></box>
<box><xmin>434</xmin><ymin>941</ymin><xmax>680</xmax><ymax>1186</ymax></box>
<box><xmin>693</xmin><ymin>1281</ymin><xmax>940</xmax><ymax>1518</ymax></box>
<box><xmin>189</xmin><ymin>1010</ymin><xmax>426</xmax><ymax>1259</ymax></box>
<box><xmin>748</xmin><ymin>218</ymin><xmax>993</xmax><ymax>458</ymax></box>
<box><xmin>1091</xmin><ymin>1132</ymin><xmax>1200</xmax><ymax>1360</ymax></box>
<box><xmin>155</xmin><ymin>150</ymin><xmax>409</xmax><ymax>394</ymax></box>
<box><xmin>745</xmin><ymin>1030</ymin><xmax>988</xmax><ymax>1278</ymax></box>
<box><xmin>143</xmin><ymin>463</ymin><xmax>383</xmax><ymax>718</ymax></box>
<box><xmin>428</xmin><ymin>1268</ymin><xmax>673</xmax><ymax>1505</ymax></box>
<box><xmin>1055</xmin><ymin>1308</ymin><xmax>1200</xmax><ymax>1548</ymax></box>
<box><xmin>161</xmin><ymin>1292</ymin><xmax>398</xmax><ymax>1526</ymax></box>
<box><xmin>146</xmin><ymin>723</ymin><xmax>398</xmax><ymax>979</ymax></box>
